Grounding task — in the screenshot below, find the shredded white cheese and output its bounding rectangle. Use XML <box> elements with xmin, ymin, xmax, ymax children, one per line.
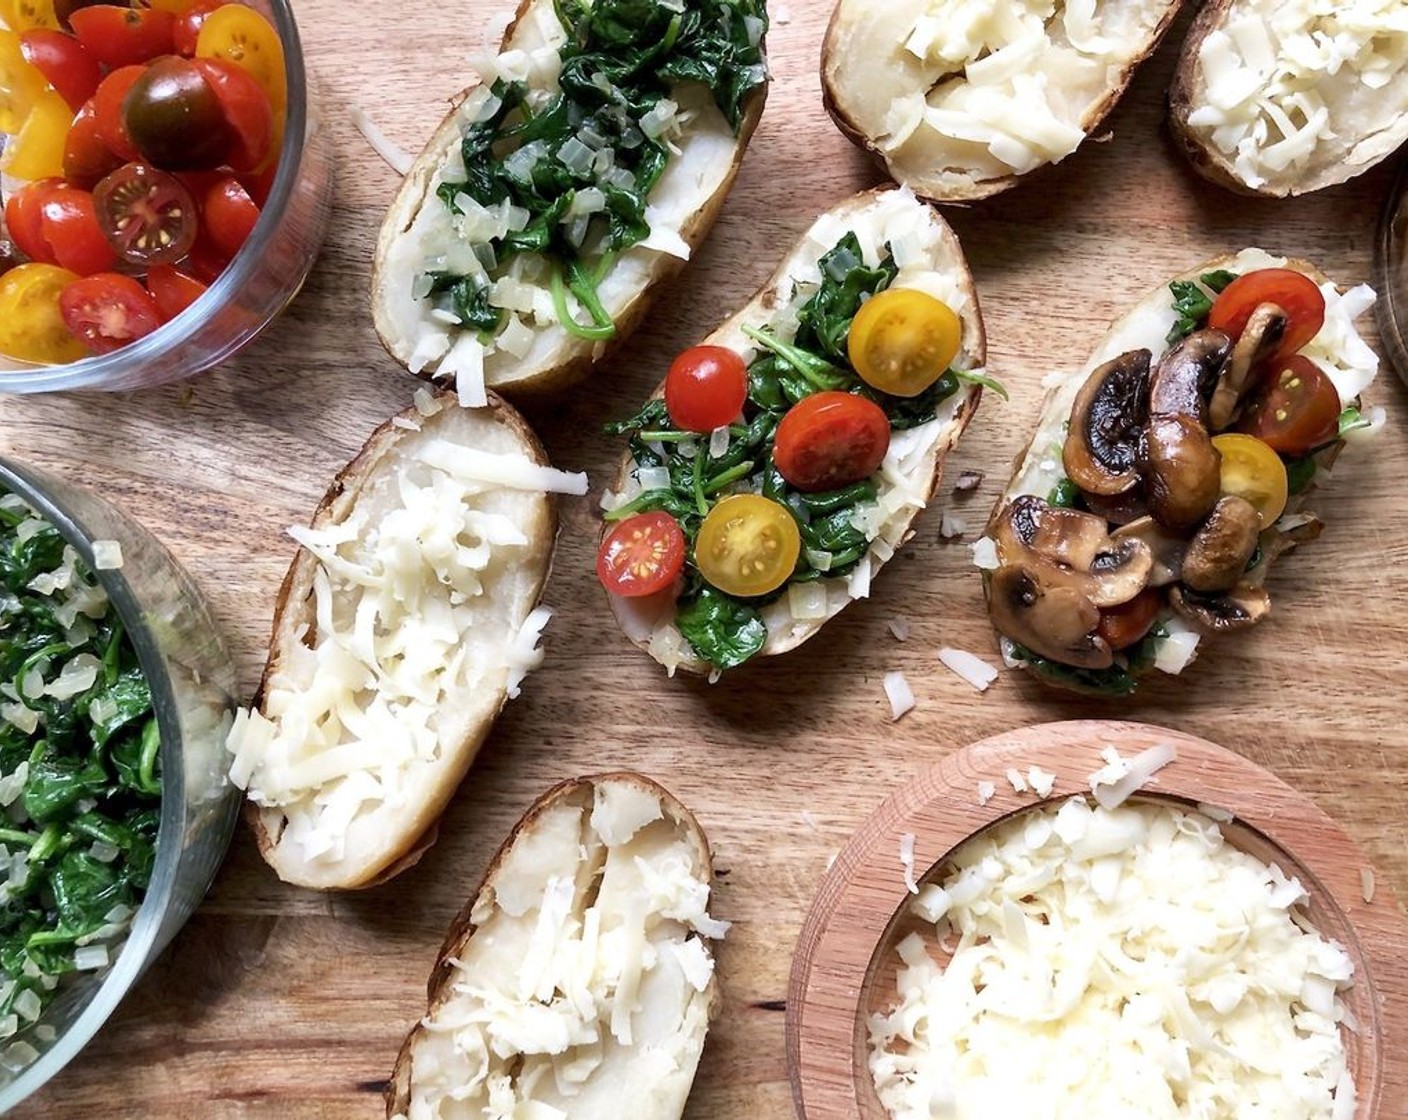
<box><xmin>899</xmin><ymin>832</ymin><xmax>919</xmax><ymax>894</ymax></box>
<box><xmin>351</xmin><ymin>105</ymin><xmax>414</xmax><ymax>176</ymax></box>
<box><xmin>869</xmin><ymin>799</ymin><xmax>1357</xmax><ymax>1119</ymax></box>
<box><xmin>937</xmin><ymin>647</ymin><xmax>999</xmax><ymax>691</ymax></box>
<box><xmin>884</xmin><ymin>671</ymin><xmax>917</xmax><ymax>721</ymax></box>
<box><xmin>976</xmin><ymin>780</ymin><xmax>996</xmax><ymax>806</ymax></box>
<box><xmin>1360</xmin><ymin>867</ymin><xmax>1376</xmax><ymax>904</ymax></box>
<box><xmin>1088</xmin><ymin>742</ymin><xmax>1178</xmax><ymax>809</ymax></box>
<box><xmin>1026</xmin><ymin>765</ymin><xmax>1056</xmax><ymax>797</ymax></box>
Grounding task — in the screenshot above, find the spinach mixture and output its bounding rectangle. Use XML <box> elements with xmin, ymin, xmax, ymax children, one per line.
<box><xmin>427</xmin><ymin>0</ymin><xmax>768</xmax><ymax>340</ymax></box>
<box><xmin>606</xmin><ymin>232</ymin><xmax>989</xmax><ymax>671</ymax></box>
<box><xmin>0</xmin><ymin>488</ymin><xmax>159</xmax><ymax>1054</ymax></box>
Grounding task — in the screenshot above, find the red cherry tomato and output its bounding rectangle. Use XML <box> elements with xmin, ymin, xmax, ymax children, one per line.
<box><xmin>190</xmin><ymin>56</ymin><xmax>271</xmax><ymax>171</ymax></box>
<box><xmin>38</xmin><ymin>184</ymin><xmax>117</xmax><ymax>275</ymax></box>
<box><xmin>4</xmin><ymin>178</ymin><xmax>63</xmax><ymax>264</ymax></box>
<box><xmin>18</xmin><ymin>29</ymin><xmax>101</xmax><ymax>111</ymax></box>
<box><xmin>596</xmin><ymin>511</ymin><xmax>686</xmax><ymax>598</ymax></box>
<box><xmin>92</xmin><ymin>162</ymin><xmax>197</xmax><ymax>266</ymax></box>
<box><xmin>773</xmin><ymin>391</ymin><xmax>891</xmax><ymax>493</ymax></box>
<box><xmin>201</xmin><ymin>174</ymin><xmax>259</xmax><ymax>257</ymax></box>
<box><xmin>181</xmin><ymin>227</ymin><xmax>231</xmax><ymax>283</ymax></box>
<box><xmin>172</xmin><ymin>0</ymin><xmax>221</xmax><ymax>54</ymax></box>
<box><xmin>1207</xmin><ymin>268</ymin><xmax>1326</xmax><ymax>360</ymax></box>
<box><xmin>63</xmin><ymin>98</ymin><xmax>124</xmax><ymax>186</ymax></box>
<box><xmin>664</xmin><ymin>344</ymin><xmax>747</xmax><ymax>433</ymax></box>
<box><xmin>59</xmin><ymin>271</ymin><xmax>161</xmax><ymax>354</ymax></box>
<box><xmin>1237</xmin><ymin>354</ymin><xmax>1342</xmax><ymax>456</ymax></box>
<box><xmin>1096</xmin><ymin>588</ymin><xmax>1161</xmax><ymax>651</ymax></box>
<box><xmin>92</xmin><ymin>64</ymin><xmax>145</xmax><ymax>161</ymax></box>
<box><xmin>69</xmin><ymin>5</ymin><xmax>175</xmax><ymax>68</ymax></box>
<box><xmin>144</xmin><ymin>263</ymin><xmax>205</xmax><ymax>320</ymax></box>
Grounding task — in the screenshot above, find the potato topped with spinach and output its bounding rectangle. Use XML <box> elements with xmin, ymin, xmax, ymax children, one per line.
<box><xmin>0</xmin><ymin>487</ymin><xmax>159</xmax><ymax>1066</ymax></box>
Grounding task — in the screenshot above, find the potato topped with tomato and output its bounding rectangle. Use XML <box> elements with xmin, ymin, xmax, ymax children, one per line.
<box><xmin>599</xmin><ymin>188</ymin><xmax>989</xmax><ymax>675</ymax></box>
<box><xmin>0</xmin><ymin>0</ymin><xmax>285</xmax><ymax>364</ymax></box>
<box><xmin>976</xmin><ymin>250</ymin><xmax>1382</xmax><ymax>695</ymax></box>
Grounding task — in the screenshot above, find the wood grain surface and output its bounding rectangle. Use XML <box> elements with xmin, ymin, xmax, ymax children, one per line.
<box><xmin>2</xmin><ymin>0</ymin><xmax>1407</xmax><ymax>1115</ymax></box>
<box><xmin>787</xmin><ymin>722</ymin><xmax>1408</xmax><ymax>1120</ymax></box>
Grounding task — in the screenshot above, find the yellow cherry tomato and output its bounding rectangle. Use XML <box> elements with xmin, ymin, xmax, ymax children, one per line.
<box><xmin>1211</xmin><ymin>433</ymin><xmax>1288</xmax><ymax>526</ymax></box>
<box><xmin>847</xmin><ymin>287</ymin><xmax>962</xmax><ymax>397</ymax></box>
<box><xmin>0</xmin><ymin>29</ymin><xmax>47</xmax><ymax>133</ymax></box>
<box><xmin>196</xmin><ymin>4</ymin><xmax>286</xmax><ymax>114</ymax></box>
<box><xmin>695</xmin><ymin>494</ymin><xmax>801</xmax><ymax>598</ymax></box>
<box><xmin>0</xmin><ymin>263</ymin><xmax>86</xmax><ymax>366</ymax></box>
<box><xmin>144</xmin><ymin>0</ymin><xmax>201</xmax><ymax>11</ymax></box>
<box><xmin>0</xmin><ymin>0</ymin><xmax>58</xmax><ymax>32</ymax></box>
<box><xmin>0</xmin><ymin>86</ymin><xmax>71</xmax><ymax>180</ymax></box>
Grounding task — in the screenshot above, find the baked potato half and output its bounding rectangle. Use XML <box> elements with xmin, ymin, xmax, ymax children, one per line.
<box><xmin>821</xmin><ymin>0</ymin><xmax>1183</xmax><ymax>201</ymax></box>
<box><xmin>385</xmin><ymin>773</ymin><xmax>725</xmax><ymax>1120</ymax></box>
<box><xmin>1170</xmin><ymin>0</ymin><xmax>1408</xmax><ymax>196</ymax></box>
<box><xmin>601</xmin><ymin>187</ymin><xmax>986</xmax><ymax>675</ymax></box>
<box><xmin>227</xmin><ymin>391</ymin><xmax>586</xmax><ymax>889</ymax></box>
<box><xmin>372</xmin><ymin>0</ymin><xmax>769</xmax><ymax>399</ymax></box>
<box><xmin>976</xmin><ymin>250</ymin><xmax>1381</xmax><ymax>694</ymax></box>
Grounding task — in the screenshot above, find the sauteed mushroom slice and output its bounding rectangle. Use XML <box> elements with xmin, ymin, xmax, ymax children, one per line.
<box><xmin>1181</xmin><ymin>496</ymin><xmax>1262</xmax><ymax>592</ymax></box>
<box><xmin>1112</xmin><ymin>516</ymin><xmax>1185</xmax><ymax>586</ymax></box>
<box><xmin>990</xmin><ymin>564</ymin><xmax>1113</xmax><ymax>670</ymax></box>
<box><xmin>1063</xmin><ymin>349</ymin><xmax>1151</xmax><ymax>496</ymax></box>
<box><xmin>1209</xmin><ymin>303</ymin><xmax>1288</xmax><ymax>432</ymax></box>
<box><xmin>993</xmin><ymin>495</ymin><xmax>1108</xmax><ymax>569</ymax></box>
<box><xmin>1169</xmin><ymin>583</ymin><xmax>1270</xmax><ymax>632</ymax></box>
<box><xmin>1145</xmin><ymin>414</ymin><xmax>1222</xmax><ymax>532</ymax></box>
<box><xmin>1149</xmin><ymin>329</ymin><xmax>1231</xmax><ymax>420</ymax></box>
<box><xmin>1081</xmin><ymin>484</ymin><xmax>1149</xmax><ymax>526</ymax></box>
<box><xmin>1085</xmin><ymin>538</ymin><xmax>1155</xmax><ymax>608</ymax></box>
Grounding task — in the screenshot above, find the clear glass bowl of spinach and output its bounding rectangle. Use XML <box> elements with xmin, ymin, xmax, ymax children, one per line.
<box><xmin>0</xmin><ymin>459</ymin><xmax>241</xmax><ymax>1111</ymax></box>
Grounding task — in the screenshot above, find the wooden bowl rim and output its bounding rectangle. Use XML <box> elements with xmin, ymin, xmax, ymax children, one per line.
<box><xmin>785</xmin><ymin>719</ymin><xmax>1408</xmax><ymax>1120</ymax></box>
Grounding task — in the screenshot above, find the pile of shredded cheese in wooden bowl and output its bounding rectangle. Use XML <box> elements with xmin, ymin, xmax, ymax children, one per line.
<box><xmin>867</xmin><ymin>796</ymin><xmax>1357</xmax><ymax>1120</ymax></box>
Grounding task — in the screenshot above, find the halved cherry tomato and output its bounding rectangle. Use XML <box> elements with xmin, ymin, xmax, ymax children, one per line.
<box><xmin>4</xmin><ymin>177</ymin><xmax>62</xmax><ymax>263</ymax></box>
<box><xmin>38</xmin><ymin>183</ymin><xmax>117</xmax><ymax>274</ymax></box>
<box><xmin>1211</xmin><ymin>433</ymin><xmax>1288</xmax><ymax>527</ymax></box>
<box><xmin>189</xmin><ymin>56</ymin><xmax>270</xmax><ymax>171</ymax></box>
<box><xmin>92</xmin><ymin>162</ymin><xmax>197</xmax><ymax>266</ymax></box>
<box><xmin>92</xmin><ymin>64</ymin><xmax>145</xmax><ymax>161</ymax></box>
<box><xmin>848</xmin><ymin>288</ymin><xmax>961</xmax><ymax>397</ymax></box>
<box><xmin>172</xmin><ymin>0</ymin><xmax>221</xmax><ymax>54</ymax></box>
<box><xmin>0</xmin><ymin>261</ymin><xmax>86</xmax><ymax>364</ymax></box>
<box><xmin>596</xmin><ymin>511</ymin><xmax>686</xmax><ymax>598</ymax></box>
<box><xmin>181</xmin><ymin>225</ymin><xmax>230</xmax><ymax>282</ymax></box>
<box><xmin>1097</xmin><ymin>588</ymin><xmax>1161</xmax><ymax>651</ymax></box>
<box><xmin>664</xmin><ymin>345</ymin><xmax>746</xmax><ymax>432</ymax></box>
<box><xmin>59</xmin><ymin>271</ymin><xmax>161</xmax><ymax>354</ymax></box>
<box><xmin>145</xmin><ymin>0</ymin><xmax>201</xmax><ymax>12</ymax></box>
<box><xmin>1237</xmin><ymin>354</ymin><xmax>1341</xmax><ymax>457</ymax></box>
<box><xmin>695</xmin><ymin>494</ymin><xmax>800</xmax><ymax>598</ymax></box>
<box><xmin>201</xmin><ymin>173</ymin><xmax>258</xmax><ymax>257</ymax></box>
<box><xmin>52</xmin><ymin>0</ymin><xmax>116</xmax><ymax>30</ymax></box>
<box><xmin>18</xmin><ymin>29</ymin><xmax>100</xmax><ymax>111</ymax></box>
<box><xmin>123</xmin><ymin>55</ymin><xmax>233</xmax><ymax>169</ymax></box>
<box><xmin>0</xmin><ymin>29</ymin><xmax>49</xmax><ymax>133</ymax></box>
<box><xmin>144</xmin><ymin>263</ymin><xmax>205</xmax><ymax>320</ymax></box>
<box><xmin>195</xmin><ymin>3</ymin><xmax>284</xmax><ymax>112</ymax></box>
<box><xmin>774</xmin><ymin>391</ymin><xmax>890</xmax><ymax>493</ymax></box>
<box><xmin>69</xmin><ymin>5</ymin><xmax>175</xmax><ymax>69</ymax></box>
<box><xmin>0</xmin><ymin>0</ymin><xmax>59</xmax><ymax>32</ymax></box>
<box><xmin>1</xmin><ymin>86</ymin><xmax>71</xmax><ymax>179</ymax></box>
<box><xmin>63</xmin><ymin>99</ymin><xmax>124</xmax><ymax>186</ymax></box>
<box><xmin>1207</xmin><ymin>269</ymin><xmax>1326</xmax><ymax>361</ymax></box>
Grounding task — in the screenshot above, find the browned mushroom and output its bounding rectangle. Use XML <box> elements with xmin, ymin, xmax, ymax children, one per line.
<box><xmin>1181</xmin><ymin>496</ymin><xmax>1262</xmax><ymax>592</ymax></box>
<box><xmin>1063</xmin><ymin>349</ymin><xmax>1150</xmax><ymax>496</ymax></box>
<box><xmin>1253</xmin><ymin>513</ymin><xmax>1324</xmax><ymax>577</ymax></box>
<box><xmin>1081</xmin><ymin>484</ymin><xmax>1148</xmax><ymax>526</ymax></box>
<box><xmin>990</xmin><ymin>497</ymin><xmax>1154</xmax><ymax>607</ymax></box>
<box><xmin>1144</xmin><ymin>414</ymin><xmax>1222</xmax><ymax>532</ymax></box>
<box><xmin>1148</xmin><ymin>329</ymin><xmax>1231</xmax><ymax>419</ymax></box>
<box><xmin>1169</xmin><ymin>584</ymin><xmax>1270</xmax><ymax>632</ymax></box>
<box><xmin>989</xmin><ymin>564</ymin><xmax>1113</xmax><ymax>669</ymax></box>
<box><xmin>1112</xmin><ymin>516</ymin><xmax>1185</xmax><ymax>585</ymax></box>
<box><xmin>1208</xmin><ymin>303</ymin><xmax>1287</xmax><ymax>431</ymax></box>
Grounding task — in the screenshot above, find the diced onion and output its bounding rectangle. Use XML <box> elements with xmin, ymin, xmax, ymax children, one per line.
<box><xmin>884</xmin><ymin>671</ymin><xmax>915</xmax><ymax>721</ymax></box>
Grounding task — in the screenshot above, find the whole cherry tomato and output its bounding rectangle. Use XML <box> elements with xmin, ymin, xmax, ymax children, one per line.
<box><xmin>664</xmin><ymin>345</ymin><xmax>747</xmax><ymax>432</ymax></box>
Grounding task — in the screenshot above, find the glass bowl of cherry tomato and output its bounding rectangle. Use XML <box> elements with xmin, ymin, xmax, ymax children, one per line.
<box><xmin>0</xmin><ymin>0</ymin><xmax>333</xmax><ymax>391</ymax></box>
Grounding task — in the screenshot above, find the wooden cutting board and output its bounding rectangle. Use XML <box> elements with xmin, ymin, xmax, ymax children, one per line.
<box><xmin>3</xmin><ymin>1</ymin><xmax>1407</xmax><ymax>1116</ymax></box>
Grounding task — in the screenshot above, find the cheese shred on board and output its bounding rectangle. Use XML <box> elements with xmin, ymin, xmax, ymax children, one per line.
<box><xmin>869</xmin><ymin>798</ymin><xmax>1356</xmax><ymax>1119</ymax></box>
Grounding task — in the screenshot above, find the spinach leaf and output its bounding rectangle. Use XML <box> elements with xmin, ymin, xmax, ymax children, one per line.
<box><xmin>424</xmin><ymin>273</ymin><xmax>503</xmax><ymax>335</ymax></box>
<box><xmin>675</xmin><ymin>588</ymin><xmax>766</xmax><ymax>669</ymax></box>
<box><xmin>795</xmin><ymin>233</ymin><xmax>897</xmax><ymax>362</ymax></box>
<box><xmin>1166</xmin><ymin>269</ymin><xmax>1239</xmax><ymax>344</ymax></box>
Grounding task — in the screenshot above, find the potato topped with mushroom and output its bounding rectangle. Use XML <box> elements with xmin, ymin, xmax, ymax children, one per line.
<box><xmin>976</xmin><ymin>249</ymin><xmax>1381</xmax><ymax>695</ymax></box>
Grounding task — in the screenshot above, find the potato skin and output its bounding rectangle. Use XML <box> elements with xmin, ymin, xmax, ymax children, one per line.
<box><xmin>819</xmin><ymin>0</ymin><xmax>1183</xmax><ymax>202</ymax></box>
<box><xmin>384</xmin><ymin>772</ymin><xmax>720</xmax><ymax>1119</ymax></box>
<box><xmin>371</xmin><ymin>0</ymin><xmax>768</xmax><ymax>398</ymax></box>
<box><xmin>245</xmin><ymin>390</ymin><xmax>557</xmax><ymax>889</ymax></box>
<box><xmin>605</xmin><ymin>187</ymin><xmax>986</xmax><ymax>675</ymax></box>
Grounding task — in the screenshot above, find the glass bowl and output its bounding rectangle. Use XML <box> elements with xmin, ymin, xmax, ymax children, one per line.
<box><xmin>1375</xmin><ymin>154</ymin><xmax>1408</xmax><ymax>382</ymax></box>
<box><xmin>0</xmin><ymin>0</ymin><xmax>334</xmax><ymax>392</ymax></box>
<box><xmin>0</xmin><ymin>457</ymin><xmax>241</xmax><ymax>1110</ymax></box>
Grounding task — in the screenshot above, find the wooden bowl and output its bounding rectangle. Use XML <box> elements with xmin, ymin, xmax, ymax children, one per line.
<box><xmin>786</xmin><ymin>720</ymin><xmax>1408</xmax><ymax>1120</ymax></box>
